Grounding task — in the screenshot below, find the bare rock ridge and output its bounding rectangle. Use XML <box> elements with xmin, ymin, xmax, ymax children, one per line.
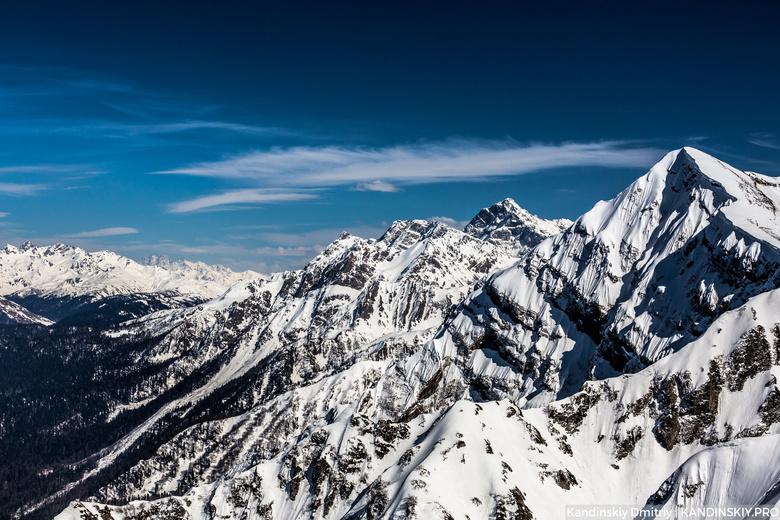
<box><xmin>464</xmin><ymin>197</ymin><xmax>572</xmax><ymax>256</ymax></box>
<box><xmin>4</xmin><ymin>147</ymin><xmax>780</xmax><ymax>520</ymax></box>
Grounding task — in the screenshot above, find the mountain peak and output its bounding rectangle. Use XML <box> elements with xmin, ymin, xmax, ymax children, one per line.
<box><xmin>493</xmin><ymin>197</ymin><xmax>523</xmax><ymax>211</ymax></box>
<box><xmin>378</xmin><ymin>219</ymin><xmax>446</xmax><ymax>250</ymax></box>
<box><xmin>464</xmin><ymin>199</ymin><xmax>571</xmax><ymax>256</ymax></box>
<box><xmin>649</xmin><ymin>147</ymin><xmax>780</xmax><ymax>247</ymax></box>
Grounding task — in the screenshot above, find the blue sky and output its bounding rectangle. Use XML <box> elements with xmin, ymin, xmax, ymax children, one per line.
<box><xmin>0</xmin><ymin>1</ymin><xmax>779</xmax><ymax>272</ymax></box>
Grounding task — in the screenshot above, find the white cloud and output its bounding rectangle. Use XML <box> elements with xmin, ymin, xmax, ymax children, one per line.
<box><xmin>156</xmin><ymin>140</ymin><xmax>662</xmax><ymax>213</ymax></box>
<box><xmin>351</xmin><ymin>180</ymin><xmax>400</xmax><ymax>192</ymax></box>
<box><xmin>0</xmin><ymin>165</ymin><xmax>84</xmax><ymax>174</ymax></box>
<box><xmin>156</xmin><ymin>140</ymin><xmax>663</xmax><ymax>189</ymax></box>
<box><xmin>167</xmin><ymin>189</ymin><xmax>319</xmax><ymax>213</ymax></box>
<box><xmin>84</xmin><ymin>120</ymin><xmax>282</xmax><ymax>137</ymax></box>
<box><xmin>64</xmin><ymin>227</ymin><xmax>139</xmax><ymax>238</ymax></box>
<box><xmin>0</xmin><ymin>182</ymin><xmax>47</xmax><ymax>195</ymax></box>
<box><xmin>0</xmin><ymin>212</ymin><xmax>9</xmax><ymax>218</ymax></box>
<box><xmin>747</xmin><ymin>134</ymin><xmax>780</xmax><ymax>151</ymax></box>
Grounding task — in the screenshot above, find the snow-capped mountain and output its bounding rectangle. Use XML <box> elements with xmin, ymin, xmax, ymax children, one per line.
<box><xmin>444</xmin><ymin>147</ymin><xmax>780</xmax><ymax>408</ymax></box>
<box><xmin>7</xmin><ymin>147</ymin><xmax>780</xmax><ymax>520</ymax></box>
<box><xmin>0</xmin><ymin>243</ymin><xmax>261</xmax><ymax>322</ymax></box>
<box><xmin>139</xmin><ymin>255</ymin><xmax>259</xmax><ymax>288</ymax></box>
<box><xmin>464</xmin><ymin>197</ymin><xmax>572</xmax><ymax>256</ymax></box>
<box><xmin>0</xmin><ymin>243</ymin><xmax>260</xmax><ymax>299</ymax></box>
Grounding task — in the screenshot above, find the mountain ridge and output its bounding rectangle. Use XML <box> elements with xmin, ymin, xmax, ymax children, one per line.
<box><xmin>0</xmin><ymin>243</ymin><xmax>262</xmax><ymax>323</ymax></box>
<box><xmin>0</xmin><ymin>242</ymin><xmax>261</xmax><ymax>300</ymax></box>
<box><xmin>10</xmin><ymin>210</ymin><xmax>559</xmax><ymax>520</ymax></box>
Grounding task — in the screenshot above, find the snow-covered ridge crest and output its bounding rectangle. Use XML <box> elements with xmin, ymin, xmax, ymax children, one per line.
<box><xmin>140</xmin><ymin>254</ymin><xmax>259</xmax><ymax>284</ymax></box>
<box><xmin>0</xmin><ymin>242</ymin><xmax>262</xmax><ymax>300</ymax></box>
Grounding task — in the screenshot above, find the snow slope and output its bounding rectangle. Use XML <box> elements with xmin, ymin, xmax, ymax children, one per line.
<box><xmin>0</xmin><ymin>295</ymin><xmax>53</xmax><ymax>325</ymax></box>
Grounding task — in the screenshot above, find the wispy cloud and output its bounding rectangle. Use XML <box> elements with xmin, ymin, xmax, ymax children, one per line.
<box><xmin>747</xmin><ymin>133</ymin><xmax>780</xmax><ymax>151</ymax></box>
<box><xmin>158</xmin><ymin>140</ymin><xmax>662</xmax><ymax>186</ymax></box>
<box><xmin>63</xmin><ymin>227</ymin><xmax>139</xmax><ymax>238</ymax></box>
<box><xmin>0</xmin><ymin>182</ymin><xmax>47</xmax><ymax>195</ymax></box>
<box><xmin>158</xmin><ymin>140</ymin><xmax>662</xmax><ymax>212</ymax></box>
<box><xmin>98</xmin><ymin>121</ymin><xmax>282</xmax><ymax>136</ymax></box>
<box><xmin>167</xmin><ymin>189</ymin><xmax>319</xmax><ymax>213</ymax></box>
<box><xmin>19</xmin><ymin>120</ymin><xmax>284</xmax><ymax>139</ymax></box>
<box><xmin>0</xmin><ymin>165</ymin><xmax>74</xmax><ymax>174</ymax></box>
<box><xmin>0</xmin><ymin>118</ymin><xmax>283</xmax><ymax>141</ymax></box>
<box><xmin>0</xmin><ymin>164</ymin><xmax>102</xmax><ymax>177</ymax></box>
<box><xmin>0</xmin><ymin>64</ymin><xmax>289</xmax><ymax>148</ymax></box>
<box><xmin>351</xmin><ymin>180</ymin><xmax>400</xmax><ymax>192</ymax></box>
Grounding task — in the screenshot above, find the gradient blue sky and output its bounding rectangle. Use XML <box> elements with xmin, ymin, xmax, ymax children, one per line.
<box><xmin>1</xmin><ymin>1</ymin><xmax>779</xmax><ymax>272</ymax></box>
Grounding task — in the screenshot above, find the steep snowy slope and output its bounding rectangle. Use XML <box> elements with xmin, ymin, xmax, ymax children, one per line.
<box><xmin>0</xmin><ymin>243</ymin><xmax>261</xmax><ymax>321</ymax></box>
<box><xmin>38</xmin><ymin>148</ymin><xmax>780</xmax><ymax>520</ymax></box>
<box><xmin>464</xmin><ymin>197</ymin><xmax>572</xmax><ymax>256</ymax></box>
<box><xmin>0</xmin><ymin>295</ymin><xmax>53</xmax><ymax>325</ymax></box>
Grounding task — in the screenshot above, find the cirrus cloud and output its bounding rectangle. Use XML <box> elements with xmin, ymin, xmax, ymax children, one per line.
<box><xmin>167</xmin><ymin>189</ymin><xmax>319</xmax><ymax>214</ymax></box>
<box><xmin>156</xmin><ymin>140</ymin><xmax>663</xmax><ymax>212</ymax></box>
<box><xmin>63</xmin><ymin>227</ymin><xmax>139</xmax><ymax>238</ymax></box>
<box><xmin>351</xmin><ymin>180</ymin><xmax>400</xmax><ymax>192</ymax></box>
<box><xmin>156</xmin><ymin>140</ymin><xmax>662</xmax><ymax>185</ymax></box>
<box><xmin>0</xmin><ymin>182</ymin><xmax>48</xmax><ymax>195</ymax></box>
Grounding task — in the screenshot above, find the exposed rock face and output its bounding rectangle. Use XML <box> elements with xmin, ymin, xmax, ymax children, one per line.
<box><xmin>464</xmin><ymin>198</ymin><xmax>572</xmax><ymax>256</ymax></box>
<box><xmin>7</xmin><ymin>148</ymin><xmax>780</xmax><ymax>520</ymax></box>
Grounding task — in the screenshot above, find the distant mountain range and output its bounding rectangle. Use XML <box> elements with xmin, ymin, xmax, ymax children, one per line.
<box><xmin>0</xmin><ymin>244</ymin><xmax>260</xmax><ymax>324</ymax></box>
<box><xmin>3</xmin><ymin>148</ymin><xmax>780</xmax><ymax>520</ymax></box>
